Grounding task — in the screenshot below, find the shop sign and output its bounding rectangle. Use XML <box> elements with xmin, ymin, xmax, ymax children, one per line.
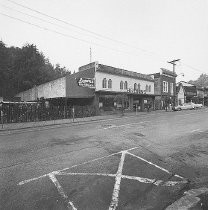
<box><xmin>186</xmin><ymin>91</ymin><xmax>197</xmax><ymax>96</ymax></box>
<box><xmin>77</xmin><ymin>78</ymin><xmax>95</xmax><ymax>88</ymax></box>
<box><xmin>127</xmin><ymin>88</ymin><xmax>146</xmax><ymax>94</ymax></box>
<box><xmin>134</xmin><ymin>100</ymin><xmax>140</xmax><ymax>103</ymax></box>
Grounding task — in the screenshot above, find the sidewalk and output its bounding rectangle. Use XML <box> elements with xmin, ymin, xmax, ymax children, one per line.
<box><xmin>0</xmin><ymin>110</ymin><xmax>164</xmax><ymax>132</ymax></box>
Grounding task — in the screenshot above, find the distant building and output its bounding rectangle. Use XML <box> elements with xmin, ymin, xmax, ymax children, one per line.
<box><xmin>204</xmin><ymin>87</ymin><xmax>208</xmax><ymax>106</ymax></box>
<box><xmin>176</xmin><ymin>83</ymin><xmax>185</xmax><ymax>105</ymax></box>
<box><xmin>16</xmin><ymin>62</ymin><xmax>156</xmax><ymax>112</ymax></box>
<box><xmin>151</xmin><ymin>68</ymin><xmax>177</xmax><ymax>109</ymax></box>
<box><xmin>176</xmin><ymin>81</ymin><xmax>197</xmax><ymax>104</ymax></box>
<box><xmin>196</xmin><ymin>86</ymin><xmax>205</xmax><ymax>105</ymax></box>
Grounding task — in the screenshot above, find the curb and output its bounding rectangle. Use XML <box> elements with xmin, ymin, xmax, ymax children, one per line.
<box><xmin>0</xmin><ymin>110</ymin><xmax>166</xmax><ymax>133</ymax></box>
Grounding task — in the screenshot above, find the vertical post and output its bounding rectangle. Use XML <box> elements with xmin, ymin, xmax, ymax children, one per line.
<box><xmin>64</xmin><ymin>98</ymin><xmax>67</xmax><ymax>119</ymax></box>
<box><xmin>1</xmin><ymin>109</ymin><xmax>3</xmax><ymax>129</ymax></box>
<box><xmin>72</xmin><ymin>105</ymin><xmax>75</xmax><ymax>122</ymax></box>
<box><xmin>136</xmin><ymin>104</ymin><xmax>137</xmax><ymax>115</ymax></box>
<box><xmin>90</xmin><ymin>47</ymin><xmax>92</xmax><ymax>63</ymax></box>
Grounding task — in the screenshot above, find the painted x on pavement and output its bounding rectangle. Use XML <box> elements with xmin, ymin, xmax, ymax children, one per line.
<box><xmin>18</xmin><ymin>147</ymin><xmax>188</xmax><ymax>210</ymax></box>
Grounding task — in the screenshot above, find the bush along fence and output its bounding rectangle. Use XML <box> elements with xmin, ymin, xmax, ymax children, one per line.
<box><xmin>0</xmin><ymin>101</ymin><xmax>97</xmax><ymax>128</ymax></box>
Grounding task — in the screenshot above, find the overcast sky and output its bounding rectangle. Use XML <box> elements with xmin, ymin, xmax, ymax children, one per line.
<box><xmin>1</xmin><ymin>0</ymin><xmax>208</xmax><ymax>81</ymax></box>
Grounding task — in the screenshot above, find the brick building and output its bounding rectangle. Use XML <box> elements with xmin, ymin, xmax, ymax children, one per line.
<box><xmin>151</xmin><ymin>68</ymin><xmax>177</xmax><ymax>110</ymax></box>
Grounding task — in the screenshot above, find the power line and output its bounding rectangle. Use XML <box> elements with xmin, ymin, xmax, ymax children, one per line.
<box><xmin>3</xmin><ymin>1</ymin><xmax>207</xmax><ymax>75</ymax></box>
<box><xmin>0</xmin><ymin>12</ymin><xmax>156</xmax><ymax>59</ymax></box>
<box><xmin>5</xmin><ymin>0</ymin><xmax>160</xmax><ymax>57</ymax></box>
<box><xmin>0</xmin><ymin>3</ymin><xmax>109</xmax><ymax>41</ymax></box>
<box><xmin>182</xmin><ymin>63</ymin><xmax>207</xmax><ymax>74</ymax></box>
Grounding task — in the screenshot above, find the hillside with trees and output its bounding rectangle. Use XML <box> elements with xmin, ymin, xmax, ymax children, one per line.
<box><xmin>0</xmin><ymin>41</ymin><xmax>70</xmax><ymax>99</ymax></box>
<box><xmin>189</xmin><ymin>74</ymin><xmax>208</xmax><ymax>87</ymax></box>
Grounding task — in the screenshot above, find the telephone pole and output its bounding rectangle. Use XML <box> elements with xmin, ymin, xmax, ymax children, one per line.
<box><xmin>167</xmin><ymin>59</ymin><xmax>180</xmax><ymax>107</ymax></box>
<box><xmin>167</xmin><ymin>59</ymin><xmax>180</xmax><ymax>73</ymax></box>
<box><xmin>90</xmin><ymin>47</ymin><xmax>92</xmax><ymax>63</ymax></box>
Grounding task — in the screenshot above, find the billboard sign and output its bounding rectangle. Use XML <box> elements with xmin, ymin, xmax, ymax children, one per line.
<box><xmin>77</xmin><ymin>78</ymin><xmax>95</xmax><ymax>88</ymax></box>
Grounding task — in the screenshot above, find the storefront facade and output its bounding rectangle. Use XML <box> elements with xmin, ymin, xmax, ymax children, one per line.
<box><xmin>152</xmin><ymin>68</ymin><xmax>177</xmax><ymax>109</ymax></box>
<box><xmin>15</xmin><ymin>62</ymin><xmax>156</xmax><ymax>112</ymax></box>
<box><xmin>94</xmin><ymin>63</ymin><xmax>155</xmax><ymax>112</ymax></box>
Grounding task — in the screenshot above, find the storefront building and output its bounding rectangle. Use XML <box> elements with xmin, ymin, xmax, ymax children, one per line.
<box><xmin>195</xmin><ymin>86</ymin><xmax>205</xmax><ymax>105</ymax></box>
<box><xmin>152</xmin><ymin>68</ymin><xmax>177</xmax><ymax>109</ymax></box>
<box><xmin>204</xmin><ymin>87</ymin><xmax>208</xmax><ymax>106</ymax></box>
<box><xmin>15</xmin><ymin>62</ymin><xmax>156</xmax><ymax>112</ymax></box>
<box><xmin>176</xmin><ymin>83</ymin><xmax>185</xmax><ymax>105</ymax></box>
<box><xmin>176</xmin><ymin>81</ymin><xmax>197</xmax><ymax>103</ymax></box>
<box><xmin>94</xmin><ymin>63</ymin><xmax>155</xmax><ymax>112</ymax></box>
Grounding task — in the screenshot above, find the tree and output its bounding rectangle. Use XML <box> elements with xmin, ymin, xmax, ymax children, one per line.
<box><xmin>189</xmin><ymin>74</ymin><xmax>208</xmax><ymax>87</ymax></box>
<box><xmin>0</xmin><ymin>41</ymin><xmax>70</xmax><ymax>98</ymax></box>
<box><xmin>0</xmin><ymin>41</ymin><xmax>11</xmax><ymax>97</ymax></box>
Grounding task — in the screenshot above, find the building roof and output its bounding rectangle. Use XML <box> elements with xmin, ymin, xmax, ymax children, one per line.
<box><xmin>160</xmin><ymin>68</ymin><xmax>177</xmax><ymax>77</ymax></box>
<box><xmin>178</xmin><ymin>81</ymin><xmax>195</xmax><ymax>87</ymax></box>
<box><xmin>97</xmin><ymin>64</ymin><xmax>154</xmax><ymax>82</ymax></box>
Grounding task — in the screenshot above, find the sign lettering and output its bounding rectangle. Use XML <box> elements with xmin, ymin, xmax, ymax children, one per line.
<box><xmin>77</xmin><ymin>78</ymin><xmax>95</xmax><ymax>88</ymax></box>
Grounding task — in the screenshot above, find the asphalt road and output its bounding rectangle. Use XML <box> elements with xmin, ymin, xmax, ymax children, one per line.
<box><xmin>1</xmin><ymin>108</ymin><xmax>208</xmax><ymax>210</ymax></box>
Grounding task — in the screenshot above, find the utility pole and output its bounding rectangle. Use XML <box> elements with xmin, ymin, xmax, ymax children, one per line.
<box><xmin>167</xmin><ymin>59</ymin><xmax>180</xmax><ymax>73</ymax></box>
<box><xmin>90</xmin><ymin>47</ymin><xmax>92</xmax><ymax>63</ymax></box>
<box><xmin>167</xmin><ymin>59</ymin><xmax>180</xmax><ymax>108</ymax></box>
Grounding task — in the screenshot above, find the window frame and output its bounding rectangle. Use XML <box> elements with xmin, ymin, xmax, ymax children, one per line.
<box><xmin>170</xmin><ymin>82</ymin><xmax>173</xmax><ymax>95</ymax></box>
<box><xmin>138</xmin><ymin>83</ymin><xmax>140</xmax><ymax>92</ymax></box>
<box><xmin>108</xmin><ymin>79</ymin><xmax>112</xmax><ymax>89</ymax></box>
<box><xmin>163</xmin><ymin>81</ymin><xmax>168</xmax><ymax>93</ymax></box>
<box><xmin>124</xmin><ymin>81</ymin><xmax>128</xmax><ymax>90</ymax></box>
<box><xmin>149</xmin><ymin>85</ymin><xmax>151</xmax><ymax>92</ymax></box>
<box><xmin>146</xmin><ymin>84</ymin><xmax>148</xmax><ymax>92</ymax></box>
<box><xmin>120</xmin><ymin>81</ymin><xmax>124</xmax><ymax>90</ymax></box>
<box><xmin>102</xmin><ymin>78</ymin><xmax>107</xmax><ymax>88</ymax></box>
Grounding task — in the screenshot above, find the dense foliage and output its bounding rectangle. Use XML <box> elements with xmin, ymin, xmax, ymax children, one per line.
<box><xmin>189</xmin><ymin>74</ymin><xmax>208</xmax><ymax>87</ymax></box>
<box><xmin>0</xmin><ymin>41</ymin><xmax>70</xmax><ymax>98</ymax></box>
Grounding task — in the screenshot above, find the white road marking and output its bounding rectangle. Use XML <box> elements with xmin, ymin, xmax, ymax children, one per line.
<box><xmin>18</xmin><ymin>147</ymin><xmax>138</xmax><ymax>185</ymax></box>
<box><xmin>109</xmin><ymin>151</ymin><xmax>126</xmax><ymax>210</ymax></box>
<box><xmin>59</xmin><ymin>172</ymin><xmax>116</xmax><ymax>177</ymax></box>
<box><xmin>48</xmin><ymin>173</ymin><xmax>77</xmax><ymax>210</ymax></box>
<box><xmin>126</xmin><ymin>152</ymin><xmax>185</xmax><ymax>180</ymax></box>
<box><xmin>191</xmin><ymin>129</ymin><xmax>201</xmax><ymax>133</ymax></box>
<box><xmin>18</xmin><ymin>146</ymin><xmax>187</xmax><ymax>210</ymax></box>
<box><xmin>120</xmin><ymin>175</ymin><xmax>186</xmax><ymax>186</ymax></box>
<box><xmin>103</xmin><ymin>121</ymin><xmax>149</xmax><ymax>130</ymax></box>
<box><xmin>58</xmin><ymin>172</ymin><xmax>186</xmax><ymax>186</ymax></box>
<box><xmin>18</xmin><ymin>174</ymin><xmax>48</xmax><ymax>185</ymax></box>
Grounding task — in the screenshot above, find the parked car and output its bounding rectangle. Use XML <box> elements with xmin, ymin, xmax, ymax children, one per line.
<box><xmin>172</xmin><ymin>105</ymin><xmax>182</xmax><ymax>111</ymax></box>
<box><xmin>191</xmin><ymin>102</ymin><xmax>203</xmax><ymax>109</ymax></box>
<box><xmin>172</xmin><ymin>103</ymin><xmax>195</xmax><ymax>111</ymax></box>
